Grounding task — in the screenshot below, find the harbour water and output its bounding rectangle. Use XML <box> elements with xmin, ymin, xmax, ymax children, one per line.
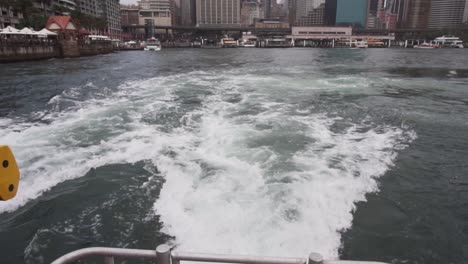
<box><xmin>0</xmin><ymin>49</ymin><xmax>467</xmax><ymax>264</ymax></box>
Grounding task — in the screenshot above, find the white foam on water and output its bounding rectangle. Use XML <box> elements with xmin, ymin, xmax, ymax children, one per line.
<box><xmin>154</xmin><ymin>75</ymin><xmax>417</xmax><ymax>259</ymax></box>
<box><xmin>0</xmin><ymin>69</ymin><xmax>416</xmax><ymax>260</ymax></box>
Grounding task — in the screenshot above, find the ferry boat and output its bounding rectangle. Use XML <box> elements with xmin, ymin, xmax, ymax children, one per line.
<box><xmin>221</xmin><ymin>38</ymin><xmax>238</xmax><ymax>48</ymax></box>
<box><xmin>414</xmin><ymin>42</ymin><xmax>439</xmax><ymax>49</ymax></box>
<box><xmin>433</xmin><ymin>36</ymin><xmax>464</xmax><ymax>48</ymax></box>
<box><xmin>367</xmin><ymin>38</ymin><xmax>386</xmax><ymax>48</ymax></box>
<box><xmin>191</xmin><ymin>39</ymin><xmax>202</xmax><ymax>48</ymax></box>
<box><xmin>355</xmin><ymin>40</ymin><xmax>368</xmax><ymax>48</ymax></box>
<box><xmin>144</xmin><ymin>37</ymin><xmax>162</xmax><ymax>51</ymax></box>
<box><xmin>239</xmin><ymin>40</ymin><xmax>256</xmax><ymax>47</ymax></box>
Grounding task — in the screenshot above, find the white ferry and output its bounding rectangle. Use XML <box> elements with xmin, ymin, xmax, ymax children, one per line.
<box><xmin>355</xmin><ymin>40</ymin><xmax>368</xmax><ymax>48</ymax></box>
<box><xmin>433</xmin><ymin>36</ymin><xmax>464</xmax><ymax>48</ymax></box>
<box><xmin>414</xmin><ymin>42</ymin><xmax>439</xmax><ymax>49</ymax></box>
<box><xmin>144</xmin><ymin>37</ymin><xmax>162</xmax><ymax>51</ymax></box>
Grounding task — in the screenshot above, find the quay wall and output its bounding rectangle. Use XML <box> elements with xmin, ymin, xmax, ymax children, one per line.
<box><xmin>0</xmin><ymin>41</ymin><xmax>60</xmax><ymax>62</ymax></box>
<box><xmin>79</xmin><ymin>42</ymin><xmax>114</xmax><ymax>57</ymax></box>
<box><xmin>0</xmin><ymin>39</ymin><xmax>114</xmax><ymax>63</ymax></box>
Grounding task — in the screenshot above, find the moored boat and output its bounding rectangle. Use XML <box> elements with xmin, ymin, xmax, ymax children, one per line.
<box><xmin>221</xmin><ymin>38</ymin><xmax>238</xmax><ymax>48</ymax></box>
<box><xmin>414</xmin><ymin>42</ymin><xmax>439</xmax><ymax>49</ymax></box>
<box><xmin>434</xmin><ymin>36</ymin><xmax>464</xmax><ymax>48</ymax></box>
<box><xmin>144</xmin><ymin>37</ymin><xmax>162</xmax><ymax>51</ymax></box>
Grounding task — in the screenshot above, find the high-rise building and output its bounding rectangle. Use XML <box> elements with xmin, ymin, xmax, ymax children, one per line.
<box><xmin>101</xmin><ymin>0</ymin><xmax>122</xmax><ymax>39</ymax></box>
<box><xmin>270</xmin><ymin>0</ymin><xmax>281</xmax><ymax>18</ymax></box>
<box><xmin>138</xmin><ymin>0</ymin><xmax>173</xmax><ymax>29</ymax></box>
<box><xmin>324</xmin><ymin>0</ymin><xmax>337</xmax><ymax>25</ymax></box>
<box><xmin>429</xmin><ymin>0</ymin><xmax>466</xmax><ymax>28</ymax></box>
<box><xmin>335</xmin><ymin>0</ymin><xmax>368</xmax><ymax>28</ymax></box>
<box><xmin>0</xmin><ymin>7</ymin><xmax>22</xmax><ymax>29</ymax></box>
<box><xmin>386</xmin><ymin>0</ymin><xmax>406</xmax><ymax>27</ymax></box>
<box><xmin>402</xmin><ymin>0</ymin><xmax>430</xmax><ymax>29</ymax></box>
<box><xmin>180</xmin><ymin>0</ymin><xmax>196</xmax><ymax>25</ymax></box>
<box><xmin>464</xmin><ymin>0</ymin><xmax>468</xmax><ymax>23</ymax></box>
<box><xmin>58</xmin><ymin>0</ymin><xmax>78</xmax><ymax>10</ymax></box>
<box><xmin>196</xmin><ymin>0</ymin><xmax>241</xmax><ymax>27</ymax></box>
<box><xmin>366</xmin><ymin>0</ymin><xmax>385</xmax><ymax>28</ymax></box>
<box><xmin>121</xmin><ymin>5</ymin><xmax>140</xmax><ymax>26</ymax></box>
<box><xmin>241</xmin><ymin>0</ymin><xmax>262</xmax><ymax>26</ymax></box>
<box><xmin>368</xmin><ymin>0</ymin><xmax>384</xmax><ymax>15</ymax></box>
<box><xmin>77</xmin><ymin>0</ymin><xmax>103</xmax><ymax>16</ymax></box>
<box><xmin>294</xmin><ymin>3</ymin><xmax>325</xmax><ymax>26</ymax></box>
<box><xmin>264</xmin><ymin>0</ymin><xmax>271</xmax><ymax>18</ymax></box>
<box><xmin>180</xmin><ymin>0</ymin><xmax>195</xmax><ymax>26</ymax></box>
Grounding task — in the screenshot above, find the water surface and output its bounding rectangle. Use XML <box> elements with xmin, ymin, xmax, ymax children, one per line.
<box><xmin>0</xmin><ymin>48</ymin><xmax>467</xmax><ymax>264</ymax></box>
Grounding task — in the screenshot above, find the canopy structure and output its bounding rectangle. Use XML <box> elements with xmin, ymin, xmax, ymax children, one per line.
<box><xmin>36</xmin><ymin>28</ymin><xmax>58</xmax><ymax>37</ymax></box>
<box><xmin>20</xmin><ymin>27</ymin><xmax>36</xmax><ymax>35</ymax></box>
<box><xmin>0</xmin><ymin>26</ymin><xmax>59</xmax><ymax>37</ymax></box>
<box><xmin>0</xmin><ymin>26</ymin><xmax>22</xmax><ymax>35</ymax></box>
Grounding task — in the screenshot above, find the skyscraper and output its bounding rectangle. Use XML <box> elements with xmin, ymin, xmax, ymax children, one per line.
<box><xmin>78</xmin><ymin>0</ymin><xmax>102</xmax><ymax>17</ymax></box>
<box><xmin>366</xmin><ymin>0</ymin><xmax>384</xmax><ymax>28</ymax></box>
<box><xmin>241</xmin><ymin>0</ymin><xmax>262</xmax><ymax>26</ymax></box>
<box><xmin>294</xmin><ymin>3</ymin><xmax>325</xmax><ymax>26</ymax></box>
<box><xmin>429</xmin><ymin>0</ymin><xmax>466</xmax><ymax>28</ymax></box>
<box><xmin>101</xmin><ymin>0</ymin><xmax>122</xmax><ymax>39</ymax></box>
<box><xmin>180</xmin><ymin>0</ymin><xmax>196</xmax><ymax>25</ymax></box>
<box><xmin>386</xmin><ymin>0</ymin><xmax>406</xmax><ymax>27</ymax></box>
<box><xmin>324</xmin><ymin>0</ymin><xmax>337</xmax><ymax>25</ymax></box>
<box><xmin>291</xmin><ymin>0</ymin><xmax>325</xmax><ymax>25</ymax></box>
<box><xmin>196</xmin><ymin>0</ymin><xmax>241</xmax><ymax>27</ymax></box>
<box><xmin>335</xmin><ymin>0</ymin><xmax>368</xmax><ymax>27</ymax></box>
<box><xmin>464</xmin><ymin>0</ymin><xmax>468</xmax><ymax>23</ymax></box>
<box><xmin>402</xmin><ymin>0</ymin><xmax>430</xmax><ymax>29</ymax></box>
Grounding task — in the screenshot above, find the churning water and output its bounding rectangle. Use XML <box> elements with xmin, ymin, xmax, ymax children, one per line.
<box><xmin>0</xmin><ymin>49</ymin><xmax>467</xmax><ymax>264</ymax></box>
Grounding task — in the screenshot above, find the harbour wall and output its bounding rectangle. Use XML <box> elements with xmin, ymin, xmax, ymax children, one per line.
<box><xmin>0</xmin><ymin>39</ymin><xmax>114</xmax><ymax>63</ymax></box>
<box><xmin>0</xmin><ymin>40</ymin><xmax>60</xmax><ymax>63</ymax></box>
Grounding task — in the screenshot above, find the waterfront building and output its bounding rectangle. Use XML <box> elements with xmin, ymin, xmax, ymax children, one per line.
<box><xmin>429</xmin><ymin>0</ymin><xmax>467</xmax><ymax>29</ymax></box>
<box><xmin>335</xmin><ymin>0</ymin><xmax>368</xmax><ymax>28</ymax></box>
<box><xmin>0</xmin><ymin>7</ymin><xmax>23</xmax><ymax>29</ymax></box>
<box><xmin>138</xmin><ymin>0</ymin><xmax>173</xmax><ymax>29</ymax></box>
<box><xmin>196</xmin><ymin>0</ymin><xmax>241</xmax><ymax>27</ymax></box>
<box><xmin>288</xmin><ymin>26</ymin><xmax>352</xmax><ymax>41</ymax></box>
<box><xmin>180</xmin><ymin>0</ymin><xmax>196</xmax><ymax>26</ymax></box>
<box><xmin>241</xmin><ymin>0</ymin><xmax>262</xmax><ymax>26</ymax></box>
<box><xmin>121</xmin><ymin>5</ymin><xmax>140</xmax><ymax>26</ymax></box>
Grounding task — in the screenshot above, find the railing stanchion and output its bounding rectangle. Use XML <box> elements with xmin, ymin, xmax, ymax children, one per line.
<box><xmin>104</xmin><ymin>256</ymin><xmax>114</xmax><ymax>264</ymax></box>
<box><xmin>157</xmin><ymin>244</ymin><xmax>172</xmax><ymax>264</ymax></box>
<box><xmin>308</xmin><ymin>253</ymin><xmax>323</xmax><ymax>264</ymax></box>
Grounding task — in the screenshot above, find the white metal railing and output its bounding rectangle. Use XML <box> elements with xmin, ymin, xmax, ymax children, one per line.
<box><xmin>51</xmin><ymin>244</ymin><xmax>389</xmax><ymax>264</ymax></box>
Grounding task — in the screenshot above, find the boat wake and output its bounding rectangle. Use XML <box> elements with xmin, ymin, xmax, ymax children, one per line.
<box><xmin>0</xmin><ymin>69</ymin><xmax>416</xmax><ymax>259</ymax></box>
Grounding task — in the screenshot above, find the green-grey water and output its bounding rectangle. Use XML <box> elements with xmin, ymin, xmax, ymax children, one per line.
<box><xmin>0</xmin><ymin>48</ymin><xmax>467</xmax><ymax>264</ymax></box>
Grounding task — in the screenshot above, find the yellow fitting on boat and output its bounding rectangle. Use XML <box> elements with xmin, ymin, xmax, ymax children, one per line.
<box><xmin>0</xmin><ymin>146</ymin><xmax>20</xmax><ymax>201</ymax></box>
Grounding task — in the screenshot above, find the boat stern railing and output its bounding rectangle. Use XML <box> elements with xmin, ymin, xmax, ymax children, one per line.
<box><xmin>51</xmin><ymin>244</ymin><xmax>389</xmax><ymax>264</ymax></box>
